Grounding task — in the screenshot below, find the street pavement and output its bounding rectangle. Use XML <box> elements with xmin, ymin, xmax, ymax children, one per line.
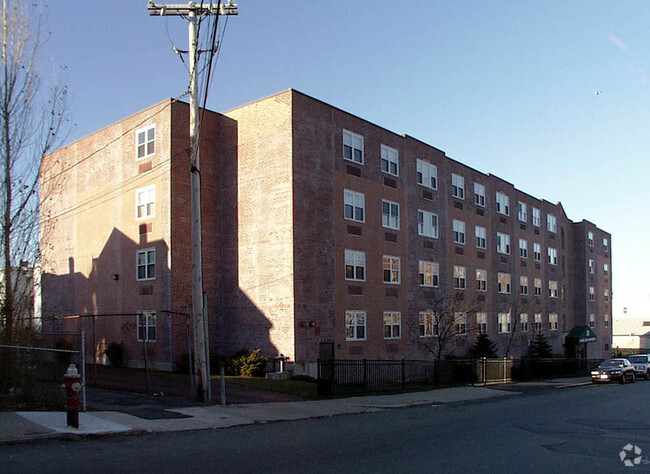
<box><xmin>0</xmin><ymin>377</ymin><xmax>591</xmax><ymax>444</ymax></box>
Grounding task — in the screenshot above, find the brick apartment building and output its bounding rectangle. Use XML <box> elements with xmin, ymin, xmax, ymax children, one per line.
<box><xmin>40</xmin><ymin>89</ymin><xmax>612</xmax><ymax>371</ymax></box>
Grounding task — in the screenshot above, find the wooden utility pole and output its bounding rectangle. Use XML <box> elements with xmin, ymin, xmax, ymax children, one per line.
<box><xmin>147</xmin><ymin>1</ymin><xmax>238</xmax><ymax>402</ymax></box>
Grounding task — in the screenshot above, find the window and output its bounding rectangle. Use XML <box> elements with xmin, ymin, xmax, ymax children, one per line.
<box><xmin>603</xmin><ymin>238</ymin><xmax>609</xmax><ymax>253</ymax></box>
<box><xmin>587</xmin><ymin>231</ymin><xmax>594</xmax><ymax>247</ymax></box>
<box><xmin>497</xmin><ymin>273</ymin><xmax>511</xmax><ymax>294</ymax></box>
<box><xmin>589</xmin><ymin>313</ymin><xmax>595</xmax><ymax>328</ymax></box>
<box><xmin>589</xmin><ymin>286</ymin><xmax>595</xmax><ymax>301</ymax></box>
<box><xmin>604</xmin><ymin>314</ymin><xmax>609</xmax><ymax>327</ymax></box>
<box><xmin>532</xmin><ymin>207</ymin><xmax>541</xmax><ymax>227</ymax></box>
<box><xmin>534</xmin><ymin>313</ymin><xmax>542</xmax><ymax>332</ymax></box>
<box><xmin>419</xmin><ymin>312</ymin><xmax>437</xmax><ymax>337</ymax></box>
<box><xmin>416</xmin><ymin>159</ymin><xmax>437</xmax><ymax>189</ymax></box>
<box><xmin>475</xmin><ymin>226</ymin><xmax>487</xmax><ymax>249</ymax></box>
<box><xmin>344</xmin><ymin>189</ymin><xmax>365</xmax><ymax>222</ymax></box>
<box><xmin>343</xmin><ymin>129</ymin><xmax>364</xmax><ymax>164</ymax></box>
<box><xmin>383</xmin><ymin>312</ymin><xmax>401</xmax><ymax>339</ymax></box>
<box><xmin>136</xmin><ymin>248</ymin><xmax>156</xmax><ymax>281</ymax></box>
<box><xmin>476</xmin><ymin>269</ymin><xmax>487</xmax><ymax>292</ymax></box>
<box><xmin>496</xmin><ymin>232</ymin><xmax>510</xmax><ymax>254</ymax></box>
<box><xmin>520</xmin><ymin>276</ymin><xmax>529</xmax><ymax>296</ymax></box>
<box><xmin>454</xmin><ymin>266</ymin><xmax>466</xmax><ymax>290</ymax></box>
<box><xmin>518</xmin><ymin>202</ymin><xmax>527</xmax><ymax>222</ymax></box>
<box><xmin>453</xmin><ymin>220</ymin><xmax>466</xmax><ymax>244</ymax></box>
<box><xmin>533</xmin><ymin>243</ymin><xmax>541</xmax><ymax>262</ymax></box>
<box><xmin>381</xmin><ymin>144</ymin><xmax>399</xmax><ymax>176</ymax></box>
<box><xmin>455</xmin><ymin>313</ymin><xmax>467</xmax><ymax>335</ymax></box>
<box><xmin>498</xmin><ymin>313</ymin><xmax>511</xmax><ymax>333</ymax></box>
<box><xmin>548</xmin><ymin>280</ymin><xmax>558</xmax><ymax>298</ymax></box>
<box><xmin>549</xmin><ymin>313</ymin><xmax>558</xmax><ymax>331</ymax></box>
<box><xmin>476</xmin><ymin>313</ymin><xmax>487</xmax><ymax>334</ymax></box>
<box><xmin>345</xmin><ymin>250</ymin><xmax>366</xmax><ymax>281</ymax></box>
<box><xmin>519</xmin><ymin>239</ymin><xmax>528</xmax><ymax>259</ymax></box>
<box><xmin>588</xmin><ymin>259</ymin><xmax>595</xmax><ymax>274</ymax></box>
<box><xmin>521</xmin><ymin>313</ymin><xmax>529</xmax><ymax>332</ymax></box>
<box><xmin>547</xmin><ymin>214</ymin><xmax>557</xmax><ymax>233</ymax></box>
<box><xmin>136</xmin><ymin>186</ymin><xmax>156</xmax><ymax>219</ymax></box>
<box><xmin>137</xmin><ymin>311</ymin><xmax>157</xmax><ymax>341</ymax></box>
<box><xmin>547</xmin><ymin>247</ymin><xmax>557</xmax><ymax>265</ymax></box>
<box><xmin>383</xmin><ymin>255</ymin><xmax>400</xmax><ymax>284</ymax></box>
<box><xmin>382</xmin><ymin>200</ymin><xmax>400</xmax><ymax>230</ymax></box>
<box><xmin>136</xmin><ymin>124</ymin><xmax>156</xmax><ymax>160</ymax></box>
<box><xmin>534</xmin><ymin>278</ymin><xmax>542</xmax><ymax>297</ymax></box>
<box><xmin>452</xmin><ymin>173</ymin><xmax>464</xmax><ymax>199</ymax></box>
<box><xmin>604</xmin><ymin>263</ymin><xmax>609</xmax><ymax>276</ymax></box>
<box><xmin>418</xmin><ymin>210</ymin><xmax>438</xmax><ymax>238</ymax></box>
<box><xmin>419</xmin><ymin>261</ymin><xmax>439</xmax><ymax>287</ymax></box>
<box><xmin>346</xmin><ymin>310</ymin><xmax>366</xmax><ymax>341</ymax></box>
<box><xmin>474</xmin><ymin>183</ymin><xmax>485</xmax><ymax>207</ymax></box>
<box><xmin>604</xmin><ymin>289</ymin><xmax>609</xmax><ymax>302</ymax></box>
<box><xmin>496</xmin><ymin>192</ymin><xmax>510</xmax><ymax>215</ymax></box>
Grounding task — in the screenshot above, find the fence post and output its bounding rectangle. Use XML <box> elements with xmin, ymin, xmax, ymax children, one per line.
<box><xmin>363</xmin><ymin>359</ymin><xmax>367</xmax><ymax>391</ymax></box>
<box><xmin>81</xmin><ymin>330</ymin><xmax>86</xmax><ymax>411</ymax></box>
<box><xmin>401</xmin><ymin>359</ymin><xmax>405</xmax><ymax>390</ymax></box>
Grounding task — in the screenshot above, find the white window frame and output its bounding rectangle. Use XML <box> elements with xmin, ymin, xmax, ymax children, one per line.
<box><xmin>533</xmin><ymin>243</ymin><xmax>542</xmax><ymax>262</ymax></box>
<box><xmin>548</xmin><ymin>280</ymin><xmax>558</xmax><ymax>298</ymax></box>
<box><xmin>520</xmin><ymin>276</ymin><xmax>529</xmax><ymax>296</ymax></box>
<box><xmin>452</xmin><ymin>173</ymin><xmax>465</xmax><ymax>200</ymax></box>
<box><xmin>455</xmin><ymin>313</ymin><xmax>467</xmax><ymax>335</ymax></box>
<box><xmin>532</xmin><ymin>207</ymin><xmax>541</xmax><ymax>227</ymax></box>
<box><xmin>587</xmin><ymin>231</ymin><xmax>594</xmax><ymax>247</ymax></box>
<box><xmin>497</xmin><ymin>273</ymin><xmax>511</xmax><ymax>294</ymax></box>
<box><xmin>604</xmin><ymin>263</ymin><xmax>609</xmax><ymax>276</ymax></box>
<box><xmin>604</xmin><ymin>314</ymin><xmax>609</xmax><ymax>327</ymax></box>
<box><xmin>382</xmin><ymin>199</ymin><xmax>400</xmax><ymax>230</ymax></box>
<box><xmin>344</xmin><ymin>189</ymin><xmax>365</xmax><ymax>223</ymax></box>
<box><xmin>604</xmin><ymin>289</ymin><xmax>609</xmax><ymax>301</ymax></box>
<box><xmin>521</xmin><ymin>313</ymin><xmax>529</xmax><ymax>332</ymax></box>
<box><xmin>519</xmin><ymin>239</ymin><xmax>528</xmax><ymax>259</ymax></box>
<box><xmin>419</xmin><ymin>311</ymin><xmax>437</xmax><ymax>337</ymax></box>
<box><xmin>603</xmin><ymin>238</ymin><xmax>609</xmax><ymax>252</ymax></box>
<box><xmin>137</xmin><ymin>310</ymin><xmax>157</xmax><ymax>342</ymax></box>
<box><xmin>498</xmin><ymin>313</ymin><xmax>511</xmax><ymax>334</ymax></box>
<box><xmin>588</xmin><ymin>259</ymin><xmax>594</xmax><ymax>274</ymax></box>
<box><xmin>383</xmin><ymin>311</ymin><xmax>401</xmax><ymax>340</ymax></box>
<box><xmin>343</xmin><ymin>129</ymin><xmax>364</xmax><ymax>164</ymax></box>
<box><xmin>496</xmin><ymin>232</ymin><xmax>510</xmax><ymax>255</ymax></box>
<box><xmin>136</xmin><ymin>248</ymin><xmax>156</xmax><ymax>281</ymax></box>
<box><xmin>496</xmin><ymin>192</ymin><xmax>510</xmax><ymax>216</ymax></box>
<box><xmin>549</xmin><ymin>313</ymin><xmax>558</xmax><ymax>331</ymax></box>
<box><xmin>547</xmin><ymin>214</ymin><xmax>557</xmax><ymax>233</ymax></box>
<box><xmin>589</xmin><ymin>313</ymin><xmax>595</xmax><ymax>328</ymax></box>
<box><xmin>416</xmin><ymin>159</ymin><xmax>437</xmax><ymax>189</ymax></box>
<box><xmin>136</xmin><ymin>124</ymin><xmax>156</xmax><ymax>160</ymax></box>
<box><xmin>476</xmin><ymin>269</ymin><xmax>487</xmax><ymax>292</ymax></box>
<box><xmin>383</xmin><ymin>255</ymin><xmax>400</xmax><ymax>284</ymax></box>
<box><xmin>476</xmin><ymin>313</ymin><xmax>488</xmax><ymax>334</ymax></box>
<box><xmin>547</xmin><ymin>247</ymin><xmax>557</xmax><ymax>266</ymax></box>
<box><xmin>345</xmin><ymin>250</ymin><xmax>366</xmax><ymax>282</ymax></box>
<box><xmin>419</xmin><ymin>260</ymin><xmax>439</xmax><ymax>287</ymax></box>
<box><xmin>475</xmin><ymin>226</ymin><xmax>487</xmax><ymax>249</ymax></box>
<box><xmin>418</xmin><ymin>210</ymin><xmax>438</xmax><ymax>238</ymax></box>
<box><xmin>474</xmin><ymin>183</ymin><xmax>485</xmax><ymax>207</ymax></box>
<box><xmin>345</xmin><ymin>310</ymin><xmax>366</xmax><ymax>341</ymax></box>
<box><xmin>518</xmin><ymin>202</ymin><xmax>527</xmax><ymax>222</ymax></box>
<box><xmin>534</xmin><ymin>313</ymin><xmax>542</xmax><ymax>332</ymax></box>
<box><xmin>453</xmin><ymin>219</ymin><xmax>466</xmax><ymax>245</ymax></box>
<box><xmin>381</xmin><ymin>144</ymin><xmax>399</xmax><ymax>176</ymax></box>
<box><xmin>136</xmin><ymin>185</ymin><xmax>156</xmax><ymax>220</ymax></box>
<box><xmin>589</xmin><ymin>286</ymin><xmax>595</xmax><ymax>301</ymax></box>
<box><xmin>454</xmin><ymin>265</ymin><xmax>466</xmax><ymax>290</ymax></box>
<box><xmin>534</xmin><ymin>278</ymin><xmax>542</xmax><ymax>297</ymax></box>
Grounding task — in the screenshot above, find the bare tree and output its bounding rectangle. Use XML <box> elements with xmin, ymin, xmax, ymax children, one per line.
<box><xmin>503</xmin><ymin>295</ymin><xmax>535</xmax><ymax>358</ymax></box>
<box><xmin>0</xmin><ymin>0</ymin><xmax>70</xmax><ymax>353</ymax></box>
<box><xmin>414</xmin><ymin>291</ymin><xmax>484</xmax><ymax>361</ymax></box>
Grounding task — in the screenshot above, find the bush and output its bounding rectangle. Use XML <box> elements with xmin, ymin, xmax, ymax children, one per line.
<box><xmin>231</xmin><ymin>349</ymin><xmax>268</xmax><ymax>377</ymax></box>
<box><xmin>105</xmin><ymin>341</ymin><xmax>125</xmax><ymax>367</ymax></box>
<box><xmin>175</xmin><ymin>348</ymin><xmax>268</xmax><ymax>377</ymax></box>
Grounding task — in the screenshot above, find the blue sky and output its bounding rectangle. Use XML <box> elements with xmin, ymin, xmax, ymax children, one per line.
<box><xmin>40</xmin><ymin>1</ymin><xmax>649</xmax><ymax>319</ymax></box>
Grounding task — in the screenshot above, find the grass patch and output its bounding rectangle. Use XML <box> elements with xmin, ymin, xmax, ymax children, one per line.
<box><xmin>218</xmin><ymin>376</ymin><xmax>318</xmax><ymax>399</ymax></box>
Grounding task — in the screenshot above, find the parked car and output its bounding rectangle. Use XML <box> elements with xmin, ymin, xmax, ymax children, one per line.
<box><xmin>627</xmin><ymin>354</ymin><xmax>650</xmax><ymax>380</ymax></box>
<box><xmin>591</xmin><ymin>358</ymin><xmax>636</xmax><ymax>384</ymax></box>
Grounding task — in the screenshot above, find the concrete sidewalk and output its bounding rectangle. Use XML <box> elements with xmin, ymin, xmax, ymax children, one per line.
<box><xmin>0</xmin><ymin>377</ymin><xmax>591</xmax><ymax>444</ymax></box>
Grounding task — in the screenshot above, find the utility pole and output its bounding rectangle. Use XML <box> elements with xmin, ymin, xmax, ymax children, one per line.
<box><xmin>147</xmin><ymin>1</ymin><xmax>238</xmax><ymax>402</ymax></box>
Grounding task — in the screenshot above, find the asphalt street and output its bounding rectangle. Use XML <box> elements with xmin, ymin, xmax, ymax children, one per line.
<box><xmin>2</xmin><ymin>381</ymin><xmax>649</xmax><ymax>473</ymax></box>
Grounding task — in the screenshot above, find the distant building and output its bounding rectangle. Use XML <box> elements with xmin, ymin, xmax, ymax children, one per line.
<box><xmin>612</xmin><ymin>318</ymin><xmax>650</xmax><ymax>352</ymax></box>
<box><xmin>40</xmin><ymin>89</ymin><xmax>613</xmax><ymax>372</ymax></box>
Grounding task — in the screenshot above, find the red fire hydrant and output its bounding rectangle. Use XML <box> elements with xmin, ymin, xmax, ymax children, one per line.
<box><xmin>64</xmin><ymin>364</ymin><xmax>82</xmax><ymax>428</ymax></box>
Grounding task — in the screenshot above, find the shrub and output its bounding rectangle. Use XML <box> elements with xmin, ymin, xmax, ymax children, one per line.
<box><xmin>105</xmin><ymin>341</ymin><xmax>125</xmax><ymax>367</ymax></box>
<box><xmin>231</xmin><ymin>348</ymin><xmax>268</xmax><ymax>377</ymax></box>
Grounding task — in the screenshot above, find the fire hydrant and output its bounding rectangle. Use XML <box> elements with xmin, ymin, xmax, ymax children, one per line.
<box><xmin>64</xmin><ymin>364</ymin><xmax>82</xmax><ymax>428</ymax></box>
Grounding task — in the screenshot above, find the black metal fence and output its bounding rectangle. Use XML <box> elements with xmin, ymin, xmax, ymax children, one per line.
<box><xmin>317</xmin><ymin>357</ymin><xmax>602</xmax><ymax>397</ymax></box>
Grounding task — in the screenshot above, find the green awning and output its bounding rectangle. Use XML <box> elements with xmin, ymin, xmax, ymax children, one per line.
<box><xmin>568</xmin><ymin>325</ymin><xmax>598</xmax><ymax>343</ymax></box>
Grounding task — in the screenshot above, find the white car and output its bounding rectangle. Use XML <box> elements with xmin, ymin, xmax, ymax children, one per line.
<box><xmin>627</xmin><ymin>354</ymin><xmax>650</xmax><ymax>380</ymax></box>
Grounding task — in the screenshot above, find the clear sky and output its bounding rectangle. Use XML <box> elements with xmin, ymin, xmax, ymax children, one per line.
<box><xmin>39</xmin><ymin>1</ymin><xmax>649</xmax><ymax>320</ymax></box>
